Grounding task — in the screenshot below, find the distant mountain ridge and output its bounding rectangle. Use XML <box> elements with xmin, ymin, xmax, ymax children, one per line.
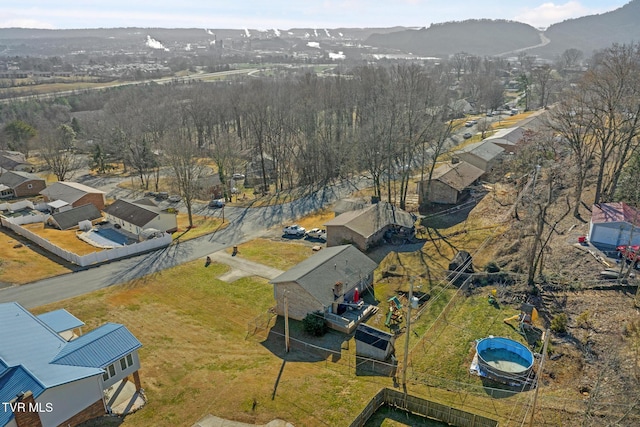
<box><xmin>364</xmin><ymin>0</ymin><xmax>640</xmax><ymax>59</ymax></box>
<box><xmin>366</xmin><ymin>20</ymin><xmax>541</xmax><ymax>58</ymax></box>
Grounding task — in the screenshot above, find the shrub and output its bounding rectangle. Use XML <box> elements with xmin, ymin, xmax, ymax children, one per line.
<box><xmin>302</xmin><ymin>311</ymin><xmax>328</xmax><ymax>336</ymax></box>
<box><xmin>485</xmin><ymin>261</ymin><xmax>501</xmax><ymax>273</ymax></box>
<box><xmin>551</xmin><ymin>313</ymin><xmax>568</xmax><ymax>334</ymax></box>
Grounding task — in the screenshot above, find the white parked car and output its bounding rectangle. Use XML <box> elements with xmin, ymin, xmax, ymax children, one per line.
<box><xmin>306</xmin><ymin>228</ymin><xmax>326</xmax><ymax>241</ymax></box>
<box><xmin>283</xmin><ymin>224</ymin><xmax>306</xmax><ymax>236</ymax></box>
<box><xmin>232</xmin><ymin>173</ymin><xmax>245</xmax><ymax>180</ymax></box>
<box><xmin>168</xmin><ymin>195</ymin><xmax>181</xmax><ymax>202</ymax></box>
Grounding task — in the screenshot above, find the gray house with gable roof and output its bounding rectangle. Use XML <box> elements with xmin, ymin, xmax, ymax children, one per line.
<box><xmin>270</xmin><ymin>245</ymin><xmax>378</xmax><ymax>333</ymax></box>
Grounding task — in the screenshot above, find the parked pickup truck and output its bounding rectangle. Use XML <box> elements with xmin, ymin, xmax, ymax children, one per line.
<box><xmin>283</xmin><ymin>224</ymin><xmax>306</xmax><ymax>236</ymax></box>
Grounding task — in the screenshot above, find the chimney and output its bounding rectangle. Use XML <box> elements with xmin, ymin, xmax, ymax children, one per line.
<box><xmin>10</xmin><ymin>391</ymin><xmax>43</xmax><ymax>427</ymax></box>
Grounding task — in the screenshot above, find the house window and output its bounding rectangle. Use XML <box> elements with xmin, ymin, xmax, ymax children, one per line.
<box><xmin>120</xmin><ymin>354</ymin><xmax>134</xmax><ymax>371</ymax></box>
<box><xmin>103</xmin><ymin>363</ymin><xmax>116</xmax><ymax>381</ymax></box>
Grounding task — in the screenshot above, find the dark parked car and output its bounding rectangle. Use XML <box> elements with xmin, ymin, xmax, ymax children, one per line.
<box><xmin>208</xmin><ymin>199</ymin><xmax>225</xmax><ymax>208</ymax></box>
<box><xmin>463</xmin><ymin>132</ymin><xmax>472</xmax><ymax>139</ymax></box>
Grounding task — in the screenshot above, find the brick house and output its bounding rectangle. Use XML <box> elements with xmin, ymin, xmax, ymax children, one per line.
<box><xmin>0</xmin><ymin>171</ymin><xmax>46</xmax><ymax>198</ymax></box>
<box><xmin>270</xmin><ymin>245</ymin><xmax>378</xmax><ymax>333</ymax></box>
<box><xmin>418</xmin><ymin>160</ymin><xmax>484</xmax><ymax>205</ymax></box>
<box><xmin>40</xmin><ymin>182</ymin><xmax>106</xmax><ymax>211</ymax></box>
<box><xmin>324</xmin><ymin>202</ymin><xmax>415</xmax><ymax>252</ymax></box>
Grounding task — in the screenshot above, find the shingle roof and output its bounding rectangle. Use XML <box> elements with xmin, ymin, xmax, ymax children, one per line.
<box><xmin>103</xmin><ymin>198</ymin><xmax>161</xmax><ymax>228</ymax></box>
<box><xmin>270</xmin><ymin>245</ymin><xmax>377</xmax><ymax>306</ymax></box>
<box><xmin>324</xmin><ymin>202</ymin><xmax>415</xmax><ymax>239</ymax></box>
<box><xmin>456</xmin><ymin>140</ymin><xmax>504</xmax><ymax>162</ymax></box>
<box><xmin>0</xmin><ymin>150</ymin><xmax>30</xmax><ymax>170</ymax></box>
<box><xmin>51</xmin><ymin>323</ymin><xmax>142</xmax><ymax>368</ymax></box>
<box><xmin>40</xmin><ymin>181</ymin><xmax>105</xmax><ymax>204</ymax></box>
<box><xmin>431</xmin><ymin>161</ymin><xmax>485</xmax><ymax>191</ymax></box>
<box><xmin>591</xmin><ymin>202</ymin><xmax>640</xmax><ymax>226</ymax></box>
<box><xmin>484</xmin><ymin>127</ymin><xmax>526</xmax><ymax>144</ymax></box>
<box><xmin>37</xmin><ymin>309</ymin><xmax>85</xmax><ymax>333</ymax></box>
<box><xmin>50</xmin><ymin>204</ymin><xmax>102</xmax><ymax>230</ymax></box>
<box><xmin>0</xmin><ymin>170</ymin><xmax>43</xmax><ymax>188</ymax></box>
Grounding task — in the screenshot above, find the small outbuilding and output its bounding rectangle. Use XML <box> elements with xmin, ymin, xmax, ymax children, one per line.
<box><xmin>589</xmin><ymin>202</ymin><xmax>640</xmax><ymax>248</ymax></box>
<box><xmin>354</xmin><ymin>324</ymin><xmax>396</xmax><ymax>361</ymax></box>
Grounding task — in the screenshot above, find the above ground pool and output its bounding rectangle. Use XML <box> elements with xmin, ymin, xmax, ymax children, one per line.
<box><xmin>475</xmin><ymin>336</ymin><xmax>534</xmax><ymax>383</ymax></box>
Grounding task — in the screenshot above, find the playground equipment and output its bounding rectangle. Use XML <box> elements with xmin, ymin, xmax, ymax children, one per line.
<box><xmin>503</xmin><ymin>303</ymin><xmax>543</xmax><ymax>344</ymax></box>
<box><xmin>488</xmin><ymin>289</ymin><xmax>497</xmax><ymax>305</ymax></box>
<box><xmin>384</xmin><ymin>296</ymin><xmax>404</xmax><ymax>327</ymax></box>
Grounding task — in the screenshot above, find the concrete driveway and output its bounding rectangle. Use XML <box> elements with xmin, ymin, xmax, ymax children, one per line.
<box><xmin>208</xmin><ymin>251</ymin><xmax>284</xmax><ymax>282</ymax></box>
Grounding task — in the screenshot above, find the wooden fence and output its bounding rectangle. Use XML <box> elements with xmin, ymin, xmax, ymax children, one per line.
<box><xmin>349</xmin><ymin>388</ymin><xmax>498</xmax><ymax>427</ymax></box>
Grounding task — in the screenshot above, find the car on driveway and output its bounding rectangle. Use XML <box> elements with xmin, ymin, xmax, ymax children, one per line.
<box><xmin>208</xmin><ymin>199</ymin><xmax>225</xmax><ymax>208</ymax></box>
<box><xmin>232</xmin><ymin>173</ymin><xmax>245</xmax><ymax>180</ymax></box>
<box><xmin>168</xmin><ymin>195</ymin><xmax>182</xmax><ymax>202</ymax></box>
<box><xmin>283</xmin><ymin>224</ymin><xmax>306</xmax><ymax>236</ymax></box>
<box><xmin>306</xmin><ymin>228</ymin><xmax>326</xmax><ymax>241</ymax></box>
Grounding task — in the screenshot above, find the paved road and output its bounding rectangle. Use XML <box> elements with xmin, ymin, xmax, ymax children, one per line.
<box><xmin>0</xmin><ymin>178</ymin><xmax>368</xmax><ymax>309</ymax></box>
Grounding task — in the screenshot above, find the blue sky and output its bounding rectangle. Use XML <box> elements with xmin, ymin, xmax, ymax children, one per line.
<box><xmin>0</xmin><ymin>1</ymin><xmax>630</xmax><ymax>30</ymax></box>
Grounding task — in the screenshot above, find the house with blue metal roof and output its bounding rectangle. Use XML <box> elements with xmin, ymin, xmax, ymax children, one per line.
<box><xmin>0</xmin><ymin>302</ymin><xmax>143</xmax><ymax>427</ymax></box>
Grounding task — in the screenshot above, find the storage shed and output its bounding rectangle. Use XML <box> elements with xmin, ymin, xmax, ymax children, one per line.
<box><xmin>588</xmin><ymin>202</ymin><xmax>640</xmax><ymax>248</ymax></box>
<box><xmin>354</xmin><ymin>324</ymin><xmax>396</xmax><ymax>361</ymax></box>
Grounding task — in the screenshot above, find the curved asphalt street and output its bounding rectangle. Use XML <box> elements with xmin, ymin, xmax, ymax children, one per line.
<box><xmin>0</xmin><ymin>178</ymin><xmax>368</xmax><ymax>309</ymax></box>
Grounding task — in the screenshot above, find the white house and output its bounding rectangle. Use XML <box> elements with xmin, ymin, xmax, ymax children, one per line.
<box><xmin>0</xmin><ymin>302</ymin><xmax>143</xmax><ymax>427</ymax></box>
<box><xmin>103</xmin><ymin>198</ymin><xmax>177</xmax><ymax>236</ymax></box>
<box><xmin>588</xmin><ymin>202</ymin><xmax>640</xmax><ymax>247</ymax></box>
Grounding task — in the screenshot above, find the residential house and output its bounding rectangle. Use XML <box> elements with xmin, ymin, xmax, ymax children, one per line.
<box><xmin>333</xmin><ymin>198</ymin><xmax>369</xmax><ymax>217</ymax></box>
<box><xmin>103</xmin><ymin>198</ymin><xmax>177</xmax><ymax>236</ymax></box>
<box><xmin>0</xmin><ymin>302</ymin><xmax>143</xmax><ymax>427</ymax></box>
<box><xmin>0</xmin><ymin>171</ymin><xmax>46</xmax><ymax>198</ymax></box>
<box><xmin>270</xmin><ymin>245</ymin><xmax>378</xmax><ymax>333</ymax></box>
<box><xmin>40</xmin><ymin>182</ymin><xmax>106</xmax><ymax>211</ymax></box>
<box><xmin>324</xmin><ymin>202</ymin><xmax>415</xmax><ymax>252</ymax></box>
<box><xmin>588</xmin><ymin>202</ymin><xmax>640</xmax><ymax>248</ymax></box>
<box><xmin>0</xmin><ymin>151</ymin><xmax>33</xmax><ymax>172</ymax></box>
<box><xmin>418</xmin><ymin>160</ymin><xmax>485</xmax><ymax>205</ymax></box>
<box><xmin>48</xmin><ymin>204</ymin><xmax>102</xmax><ymax>230</ymax></box>
<box><xmin>194</xmin><ymin>173</ymin><xmax>223</xmax><ymax>199</ymax></box>
<box><xmin>245</xmin><ymin>156</ymin><xmax>276</xmax><ymax>188</ymax></box>
<box><xmin>453</xmin><ymin>140</ymin><xmax>504</xmax><ymax>173</ymax></box>
<box><xmin>483</xmin><ymin>127</ymin><xmax>527</xmax><ymax>154</ymax></box>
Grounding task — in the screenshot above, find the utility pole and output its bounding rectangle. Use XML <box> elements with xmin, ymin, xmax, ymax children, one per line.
<box><xmin>529</xmin><ymin>328</ymin><xmax>550</xmax><ymax>427</ymax></box>
<box><xmin>284</xmin><ymin>293</ymin><xmax>290</xmax><ymax>353</ymax></box>
<box><xmin>402</xmin><ymin>278</ymin><xmax>414</xmax><ymax>401</ymax></box>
